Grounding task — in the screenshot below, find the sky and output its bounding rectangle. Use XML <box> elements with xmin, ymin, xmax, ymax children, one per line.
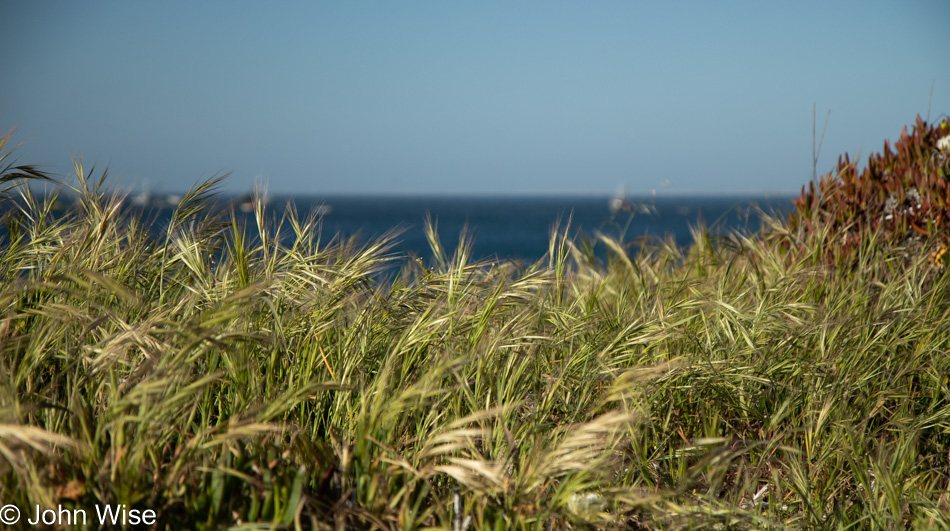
<box><xmin>2</xmin><ymin>1</ymin><xmax>949</xmax><ymax>197</ymax></box>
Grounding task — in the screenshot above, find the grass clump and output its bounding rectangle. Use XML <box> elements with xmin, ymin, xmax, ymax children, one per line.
<box><xmin>2</xmin><ymin>122</ymin><xmax>950</xmax><ymax>529</ymax></box>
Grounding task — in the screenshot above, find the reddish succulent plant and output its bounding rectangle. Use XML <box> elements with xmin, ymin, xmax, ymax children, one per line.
<box><xmin>790</xmin><ymin>116</ymin><xmax>950</xmax><ymax>261</ymax></box>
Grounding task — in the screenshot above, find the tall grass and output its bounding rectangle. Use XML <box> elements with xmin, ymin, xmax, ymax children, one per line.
<box><xmin>2</xmin><ymin>159</ymin><xmax>950</xmax><ymax>528</ymax></box>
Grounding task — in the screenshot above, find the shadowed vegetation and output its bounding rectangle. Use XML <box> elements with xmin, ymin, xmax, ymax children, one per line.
<box><xmin>1</xmin><ymin>118</ymin><xmax>950</xmax><ymax>529</ymax></box>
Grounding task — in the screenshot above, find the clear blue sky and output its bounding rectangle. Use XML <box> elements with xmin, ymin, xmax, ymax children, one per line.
<box><xmin>2</xmin><ymin>1</ymin><xmax>948</xmax><ymax>196</ymax></box>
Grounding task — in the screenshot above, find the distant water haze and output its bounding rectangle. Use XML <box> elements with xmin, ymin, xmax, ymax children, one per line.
<box><xmin>2</xmin><ymin>3</ymin><xmax>946</xmax><ymax>196</ymax></box>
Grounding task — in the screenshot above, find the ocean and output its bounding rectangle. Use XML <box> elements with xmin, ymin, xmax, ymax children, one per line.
<box><xmin>1</xmin><ymin>194</ymin><xmax>795</xmax><ymax>264</ymax></box>
<box><xmin>254</xmin><ymin>195</ymin><xmax>794</xmax><ymax>263</ymax></box>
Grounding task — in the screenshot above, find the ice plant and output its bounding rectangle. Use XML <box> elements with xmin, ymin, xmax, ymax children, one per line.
<box><xmin>790</xmin><ymin>115</ymin><xmax>950</xmax><ymax>262</ymax></box>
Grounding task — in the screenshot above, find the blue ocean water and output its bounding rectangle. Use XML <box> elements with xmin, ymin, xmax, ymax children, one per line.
<box><xmin>1</xmin><ymin>194</ymin><xmax>794</xmax><ymax>263</ymax></box>
<box><xmin>265</xmin><ymin>195</ymin><xmax>793</xmax><ymax>263</ymax></box>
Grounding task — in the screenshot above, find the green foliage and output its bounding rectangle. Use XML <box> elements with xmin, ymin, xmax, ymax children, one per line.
<box><xmin>2</xmin><ymin>125</ymin><xmax>950</xmax><ymax>528</ymax></box>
